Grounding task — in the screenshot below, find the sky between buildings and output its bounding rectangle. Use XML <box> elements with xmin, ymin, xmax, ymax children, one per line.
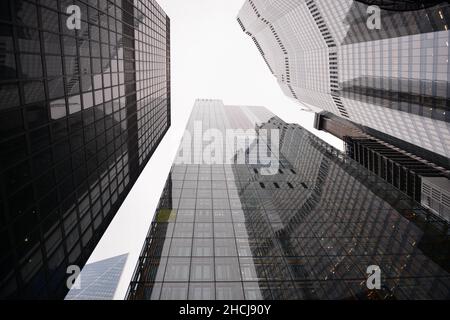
<box><xmin>85</xmin><ymin>0</ymin><xmax>343</xmax><ymax>299</ymax></box>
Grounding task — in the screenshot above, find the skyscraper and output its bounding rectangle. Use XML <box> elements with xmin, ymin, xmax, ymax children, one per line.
<box><xmin>237</xmin><ymin>0</ymin><xmax>450</xmax><ymax>163</ymax></box>
<box><xmin>0</xmin><ymin>0</ymin><xmax>170</xmax><ymax>298</ymax></box>
<box><xmin>126</xmin><ymin>99</ymin><xmax>450</xmax><ymax>300</ymax></box>
<box><xmin>65</xmin><ymin>253</ymin><xmax>128</xmax><ymax>300</ymax></box>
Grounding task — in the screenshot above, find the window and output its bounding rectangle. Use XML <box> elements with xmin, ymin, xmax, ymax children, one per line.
<box><xmin>0</xmin><ymin>109</ymin><xmax>23</xmax><ymax>137</ymax></box>
<box><xmin>24</xmin><ymin>81</ymin><xmax>45</xmax><ymax>104</ymax></box>
<box><xmin>216</xmin><ymin>282</ymin><xmax>244</xmax><ymax>300</ymax></box>
<box><xmin>215</xmin><ymin>257</ymin><xmax>241</xmax><ymax>281</ymax></box>
<box><xmin>190</xmin><ymin>258</ymin><xmax>214</xmax><ymax>281</ymax></box>
<box><xmin>160</xmin><ymin>283</ymin><xmax>188</xmax><ymax>300</ymax></box>
<box><xmin>164</xmin><ymin>257</ymin><xmax>190</xmax><ymax>281</ymax></box>
<box><xmin>0</xmin><ymin>83</ymin><xmax>20</xmax><ymax>109</ymax></box>
<box><xmin>189</xmin><ymin>283</ymin><xmax>215</xmax><ymax>300</ymax></box>
<box><xmin>21</xmin><ymin>54</ymin><xmax>43</xmax><ymax>78</ymax></box>
<box><xmin>191</xmin><ymin>236</ymin><xmax>213</xmax><ymax>257</ymax></box>
<box><xmin>214</xmin><ymin>238</ymin><xmax>237</xmax><ymax>256</ymax></box>
<box><xmin>169</xmin><ymin>238</ymin><xmax>192</xmax><ymax>257</ymax></box>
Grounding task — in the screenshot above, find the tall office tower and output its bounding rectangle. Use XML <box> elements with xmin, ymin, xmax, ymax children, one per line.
<box><xmin>314</xmin><ymin>111</ymin><xmax>450</xmax><ymax>221</ymax></box>
<box><xmin>65</xmin><ymin>253</ymin><xmax>128</xmax><ymax>300</ymax></box>
<box><xmin>127</xmin><ymin>99</ymin><xmax>449</xmax><ymax>300</ymax></box>
<box><xmin>237</xmin><ymin>0</ymin><xmax>450</xmax><ymax>164</ymax></box>
<box><xmin>0</xmin><ymin>0</ymin><xmax>170</xmax><ymax>298</ymax></box>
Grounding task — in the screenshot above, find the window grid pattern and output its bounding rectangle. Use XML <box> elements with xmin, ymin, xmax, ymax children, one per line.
<box><xmin>0</xmin><ymin>0</ymin><xmax>170</xmax><ymax>299</ymax></box>
<box><xmin>237</xmin><ymin>0</ymin><xmax>450</xmax><ymax>160</ymax></box>
<box><xmin>127</xmin><ymin>101</ymin><xmax>450</xmax><ymax>300</ymax></box>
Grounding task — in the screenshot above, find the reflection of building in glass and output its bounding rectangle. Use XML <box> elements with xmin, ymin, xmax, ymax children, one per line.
<box><xmin>237</xmin><ymin>0</ymin><xmax>450</xmax><ymax>163</ymax></box>
<box><xmin>65</xmin><ymin>253</ymin><xmax>128</xmax><ymax>300</ymax></box>
<box><xmin>420</xmin><ymin>177</ymin><xmax>450</xmax><ymax>223</ymax></box>
<box><xmin>0</xmin><ymin>0</ymin><xmax>170</xmax><ymax>298</ymax></box>
<box><xmin>313</xmin><ymin>111</ymin><xmax>450</xmax><ymax>222</ymax></box>
<box><xmin>127</xmin><ymin>99</ymin><xmax>450</xmax><ymax>300</ymax></box>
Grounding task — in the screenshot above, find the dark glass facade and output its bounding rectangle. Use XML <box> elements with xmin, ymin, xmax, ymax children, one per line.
<box><xmin>313</xmin><ymin>111</ymin><xmax>450</xmax><ymax>206</ymax></box>
<box><xmin>0</xmin><ymin>0</ymin><xmax>170</xmax><ymax>298</ymax></box>
<box><xmin>127</xmin><ymin>100</ymin><xmax>450</xmax><ymax>300</ymax></box>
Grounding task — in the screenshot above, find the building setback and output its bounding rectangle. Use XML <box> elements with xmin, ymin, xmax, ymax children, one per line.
<box><xmin>0</xmin><ymin>0</ymin><xmax>170</xmax><ymax>298</ymax></box>
<box><xmin>127</xmin><ymin>99</ymin><xmax>449</xmax><ymax>300</ymax></box>
<box><xmin>237</xmin><ymin>0</ymin><xmax>450</xmax><ymax>164</ymax></box>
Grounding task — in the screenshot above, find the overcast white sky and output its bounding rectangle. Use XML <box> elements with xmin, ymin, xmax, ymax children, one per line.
<box><xmin>83</xmin><ymin>0</ymin><xmax>343</xmax><ymax>300</ymax></box>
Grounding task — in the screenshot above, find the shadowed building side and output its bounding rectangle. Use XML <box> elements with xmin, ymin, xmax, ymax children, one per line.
<box><xmin>0</xmin><ymin>0</ymin><xmax>170</xmax><ymax>299</ymax></box>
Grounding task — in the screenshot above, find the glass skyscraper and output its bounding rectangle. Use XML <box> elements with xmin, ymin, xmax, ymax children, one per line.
<box><xmin>237</xmin><ymin>0</ymin><xmax>450</xmax><ymax>163</ymax></box>
<box><xmin>0</xmin><ymin>0</ymin><xmax>170</xmax><ymax>298</ymax></box>
<box><xmin>126</xmin><ymin>99</ymin><xmax>449</xmax><ymax>300</ymax></box>
<box><xmin>65</xmin><ymin>253</ymin><xmax>127</xmax><ymax>300</ymax></box>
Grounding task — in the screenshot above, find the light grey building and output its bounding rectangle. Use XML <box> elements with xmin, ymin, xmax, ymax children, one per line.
<box><xmin>237</xmin><ymin>0</ymin><xmax>450</xmax><ymax>162</ymax></box>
